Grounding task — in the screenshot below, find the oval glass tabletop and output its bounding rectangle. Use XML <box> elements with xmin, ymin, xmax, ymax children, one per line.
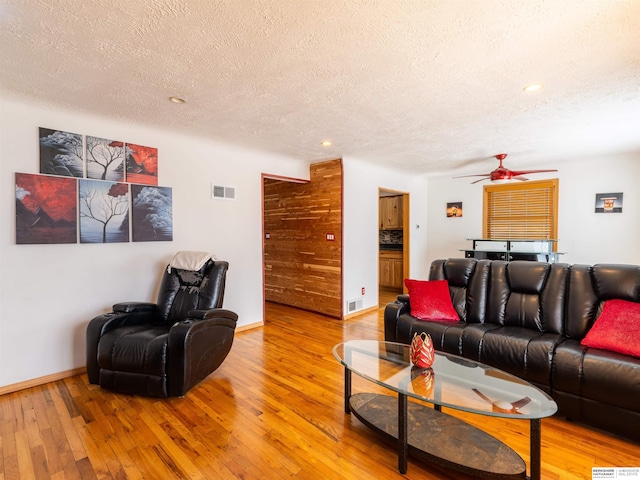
<box><xmin>333</xmin><ymin>340</ymin><xmax>557</xmax><ymax>419</ymax></box>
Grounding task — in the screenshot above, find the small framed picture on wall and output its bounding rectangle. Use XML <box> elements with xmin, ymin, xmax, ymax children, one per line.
<box><xmin>595</xmin><ymin>193</ymin><xmax>623</xmax><ymax>213</ymax></box>
<box><xmin>447</xmin><ymin>202</ymin><xmax>463</xmax><ymax>217</ymax></box>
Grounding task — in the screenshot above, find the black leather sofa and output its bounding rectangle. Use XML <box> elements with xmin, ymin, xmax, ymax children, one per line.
<box><xmin>384</xmin><ymin>258</ymin><xmax>640</xmax><ymax>442</ymax></box>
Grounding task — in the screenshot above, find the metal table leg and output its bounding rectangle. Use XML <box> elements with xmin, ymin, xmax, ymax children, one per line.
<box><xmin>344</xmin><ymin>367</ymin><xmax>352</xmax><ymax>414</ymax></box>
<box><xmin>398</xmin><ymin>393</ymin><xmax>408</xmax><ymax>474</ymax></box>
<box><xmin>530</xmin><ymin>418</ymin><xmax>541</xmax><ymax>480</ymax></box>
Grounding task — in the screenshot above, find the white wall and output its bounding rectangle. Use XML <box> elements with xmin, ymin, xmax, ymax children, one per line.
<box><xmin>425</xmin><ymin>153</ymin><xmax>640</xmax><ymax>265</ymax></box>
<box><xmin>0</xmin><ymin>94</ymin><xmax>310</xmax><ymax>387</ymax></box>
<box><xmin>3</xmin><ymin>92</ymin><xmax>637</xmax><ymax>388</ymax></box>
<box><xmin>343</xmin><ymin>157</ymin><xmax>429</xmax><ymax>311</ymax></box>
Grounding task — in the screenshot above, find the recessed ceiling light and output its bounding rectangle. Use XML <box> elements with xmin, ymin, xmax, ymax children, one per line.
<box><xmin>321</xmin><ymin>140</ymin><xmax>332</xmax><ymax>147</ymax></box>
<box><xmin>523</xmin><ymin>84</ymin><xmax>543</xmax><ymax>92</ymax></box>
<box><xmin>169</xmin><ymin>96</ymin><xmax>186</xmax><ymax>104</ymax></box>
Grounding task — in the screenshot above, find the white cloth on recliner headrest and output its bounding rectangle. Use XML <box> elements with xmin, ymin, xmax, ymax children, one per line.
<box><xmin>167</xmin><ymin>251</ymin><xmax>215</xmax><ymax>273</ymax></box>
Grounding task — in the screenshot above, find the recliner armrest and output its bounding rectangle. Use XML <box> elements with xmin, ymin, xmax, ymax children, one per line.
<box><xmin>168</xmin><ymin>309</ymin><xmax>239</xmax><ymax>396</ymax></box>
<box><xmin>186</xmin><ymin>308</ymin><xmax>239</xmax><ymax>321</ymax></box>
<box><xmin>113</xmin><ymin>302</ymin><xmax>157</xmax><ymax>313</ymax></box>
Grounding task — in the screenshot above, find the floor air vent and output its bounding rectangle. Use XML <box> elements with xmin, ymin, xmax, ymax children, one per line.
<box><xmin>347</xmin><ymin>298</ymin><xmax>363</xmax><ymax>314</ymax></box>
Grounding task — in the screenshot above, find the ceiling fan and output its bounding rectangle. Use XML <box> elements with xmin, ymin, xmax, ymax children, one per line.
<box><xmin>454</xmin><ymin>153</ymin><xmax>558</xmax><ymax>184</ymax></box>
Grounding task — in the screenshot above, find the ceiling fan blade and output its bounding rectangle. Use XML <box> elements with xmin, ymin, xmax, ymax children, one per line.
<box><xmin>472</xmin><ymin>388</ymin><xmax>493</xmax><ymax>404</ymax></box>
<box><xmin>453</xmin><ymin>173</ymin><xmax>491</xmax><ymax>179</ymax></box>
<box><xmin>509</xmin><ymin>169</ymin><xmax>558</xmax><ymax>176</ymax></box>
<box><xmin>512</xmin><ymin>175</ymin><xmax>529</xmax><ymax>181</ymax></box>
<box><xmin>455</xmin><ymin>156</ymin><xmax>496</xmax><ymax>168</ymax></box>
<box><xmin>470</xmin><ymin>177</ymin><xmax>490</xmax><ymax>184</ymax></box>
<box><xmin>511</xmin><ymin>397</ymin><xmax>532</xmax><ymax>409</ymax></box>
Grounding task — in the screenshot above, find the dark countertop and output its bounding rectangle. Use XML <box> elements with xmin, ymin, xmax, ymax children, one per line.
<box><xmin>380</xmin><ymin>244</ymin><xmax>403</xmax><ymax>251</ymax></box>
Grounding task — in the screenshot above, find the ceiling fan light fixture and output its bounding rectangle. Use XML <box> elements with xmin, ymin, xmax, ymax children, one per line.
<box><xmin>523</xmin><ymin>83</ymin><xmax>543</xmax><ymax>92</ymax></box>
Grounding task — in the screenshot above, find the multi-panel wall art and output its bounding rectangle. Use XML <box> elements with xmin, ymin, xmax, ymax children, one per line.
<box><xmin>39</xmin><ymin>128</ymin><xmax>84</xmax><ymax>178</ymax></box>
<box><xmin>85</xmin><ymin>136</ymin><xmax>125</xmax><ymax>181</ymax></box>
<box><xmin>131</xmin><ymin>185</ymin><xmax>173</xmax><ymax>242</ymax></box>
<box><xmin>126</xmin><ymin>143</ymin><xmax>158</xmax><ymax>185</ymax></box>
<box><xmin>14</xmin><ymin>127</ymin><xmax>172</xmax><ymax>244</ymax></box>
<box><xmin>79</xmin><ymin>180</ymin><xmax>130</xmax><ymax>243</ymax></box>
<box><xmin>15</xmin><ymin>173</ymin><xmax>78</xmax><ymax>244</ymax></box>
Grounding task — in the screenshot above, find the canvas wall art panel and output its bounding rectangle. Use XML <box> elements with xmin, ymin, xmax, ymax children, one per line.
<box><xmin>595</xmin><ymin>192</ymin><xmax>623</xmax><ymax>213</ymax></box>
<box><xmin>79</xmin><ymin>180</ymin><xmax>130</xmax><ymax>243</ymax></box>
<box><xmin>15</xmin><ymin>172</ymin><xmax>77</xmax><ymax>244</ymax></box>
<box><xmin>446</xmin><ymin>202</ymin><xmax>463</xmax><ymax>217</ymax></box>
<box><xmin>86</xmin><ymin>136</ymin><xmax>125</xmax><ymax>181</ymax></box>
<box><xmin>126</xmin><ymin>143</ymin><xmax>158</xmax><ymax>185</ymax></box>
<box><xmin>39</xmin><ymin>127</ymin><xmax>84</xmax><ymax>178</ymax></box>
<box><xmin>131</xmin><ymin>185</ymin><xmax>173</xmax><ymax>242</ymax></box>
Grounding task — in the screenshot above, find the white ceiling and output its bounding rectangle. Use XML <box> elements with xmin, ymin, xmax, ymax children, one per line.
<box><xmin>1</xmin><ymin>0</ymin><xmax>639</xmax><ymax>175</ymax></box>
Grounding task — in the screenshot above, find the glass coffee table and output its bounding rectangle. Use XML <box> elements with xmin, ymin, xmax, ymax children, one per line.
<box><xmin>333</xmin><ymin>340</ymin><xmax>557</xmax><ymax>479</ymax></box>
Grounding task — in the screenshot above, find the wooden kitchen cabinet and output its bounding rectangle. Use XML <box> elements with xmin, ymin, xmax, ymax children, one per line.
<box><xmin>379</xmin><ymin>196</ymin><xmax>403</xmax><ymax>230</ymax></box>
<box><xmin>379</xmin><ymin>250</ymin><xmax>403</xmax><ymax>289</ymax></box>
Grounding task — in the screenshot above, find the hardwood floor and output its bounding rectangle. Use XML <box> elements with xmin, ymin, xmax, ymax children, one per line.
<box><xmin>1</xmin><ymin>291</ymin><xmax>638</xmax><ymax>479</ymax></box>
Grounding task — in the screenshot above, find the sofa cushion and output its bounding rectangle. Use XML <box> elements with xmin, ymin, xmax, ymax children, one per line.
<box><xmin>399</xmin><ymin>314</ymin><xmax>466</xmax><ymax>352</ymax></box>
<box><xmin>553</xmin><ymin>338</ymin><xmax>640</xmax><ymax>440</ymax></box>
<box><xmin>486</xmin><ymin>261</ymin><xmax>567</xmax><ymax>333</ymax></box>
<box><xmin>479</xmin><ymin>326</ymin><xmax>563</xmax><ymax>391</ymax></box>
<box><xmin>564</xmin><ymin>265</ymin><xmax>600</xmax><ymax>340</ymax></box>
<box><xmin>592</xmin><ymin>264</ymin><xmax>640</xmax><ymax>301</ymax></box>
<box><xmin>581</xmin><ymin>299</ymin><xmax>640</xmax><ymax>358</ymax></box>
<box><xmin>429</xmin><ymin>258</ymin><xmax>490</xmax><ymax>323</ymax></box>
<box><xmin>459</xmin><ymin>323</ymin><xmax>502</xmax><ymax>360</ymax></box>
<box><xmin>581</xmin><ymin>347</ymin><xmax>640</xmax><ymax>411</ymax></box>
<box><xmin>404</xmin><ymin>279</ymin><xmax>459</xmax><ymax>321</ymax></box>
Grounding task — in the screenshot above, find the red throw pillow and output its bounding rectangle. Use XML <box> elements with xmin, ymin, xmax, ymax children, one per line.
<box><xmin>404</xmin><ymin>279</ymin><xmax>459</xmax><ymax>322</ymax></box>
<box><xmin>581</xmin><ymin>299</ymin><xmax>640</xmax><ymax>358</ymax></box>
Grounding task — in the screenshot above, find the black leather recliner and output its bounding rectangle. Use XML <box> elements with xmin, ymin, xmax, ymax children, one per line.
<box><xmin>86</xmin><ymin>257</ymin><xmax>237</xmax><ymax>397</ymax></box>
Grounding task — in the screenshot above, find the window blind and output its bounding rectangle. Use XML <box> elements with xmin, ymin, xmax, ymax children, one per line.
<box><xmin>483</xmin><ymin>179</ymin><xmax>559</xmax><ymax>242</ymax></box>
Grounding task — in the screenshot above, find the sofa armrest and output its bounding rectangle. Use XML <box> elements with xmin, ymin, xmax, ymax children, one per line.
<box><xmin>384</xmin><ymin>299</ymin><xmax>411</xmax><ymax>342</ymax></box>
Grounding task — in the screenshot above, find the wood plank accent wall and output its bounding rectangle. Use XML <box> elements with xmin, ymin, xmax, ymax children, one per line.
<box><xmin>263</xmin><ymin>159</ymin><xmax>343</xmax><ymax>318</ymax></box>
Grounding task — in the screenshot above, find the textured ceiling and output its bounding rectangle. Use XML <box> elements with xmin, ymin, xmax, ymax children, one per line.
<box><xmin>1</xmin><ymin>0</ymin><xmax>639</xmax><ymax>174</ymax></box>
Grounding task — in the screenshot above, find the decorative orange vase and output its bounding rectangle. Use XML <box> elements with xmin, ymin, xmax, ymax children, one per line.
<box><xmin>410</xmin><ymin>332</ymin><xmax>435</xmax><ymax>368</ymax></box>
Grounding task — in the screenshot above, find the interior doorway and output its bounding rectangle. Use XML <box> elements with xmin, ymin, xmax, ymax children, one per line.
<box><xmin>262</xmin><ymin>160</ymin><xmax>344</xmax><ymax>321</ymax></box>
<box><xmin>378</xmin><ymin>189</ymin><xmax>410</xmax><ymax>295</ymax></box>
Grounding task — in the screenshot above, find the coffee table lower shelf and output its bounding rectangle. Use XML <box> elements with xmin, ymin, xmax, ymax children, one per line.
<box><xmin>350</xmin><ymin>393</ymin><xmax>526</xmax><ymax>479</ymax></box>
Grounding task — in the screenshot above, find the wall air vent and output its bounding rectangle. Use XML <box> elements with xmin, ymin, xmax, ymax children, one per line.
<box><xmin>212</xmin><ymin>184</ymin><xmax>236</xmax><ymax>200</ymax></box>
<box><xmin>346</xmin><ymin>298</ymin><xmax>363</xmax><ymax>314</ymax></box>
